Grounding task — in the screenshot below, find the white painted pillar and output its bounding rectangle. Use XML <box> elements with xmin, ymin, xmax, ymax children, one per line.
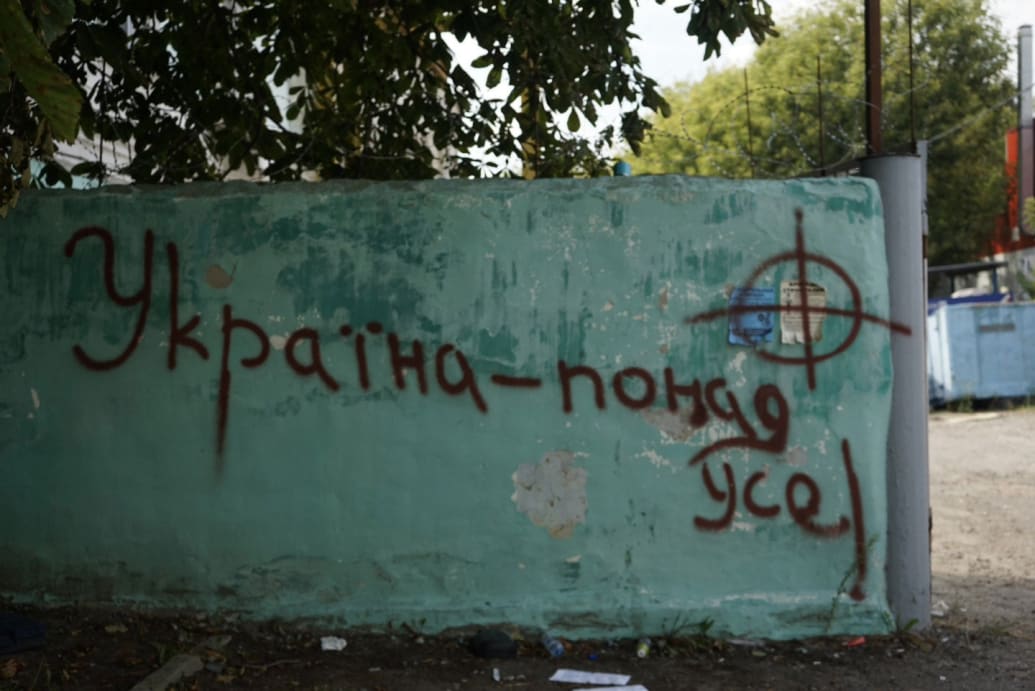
<box><xmin>861</xmin><ymin>154</ymin><xmax>931</xmax><ymax>630</ymax></box>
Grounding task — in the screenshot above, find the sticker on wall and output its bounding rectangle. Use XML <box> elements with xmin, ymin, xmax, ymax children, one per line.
<box><xmin>780</xmin><ymin>280</ymin><xmax>827</xmax><ymax>344</ymax></box>
<box><xmin>727</xmin><ymin>287</ymin><xmax>775</xmax><ymax>346</ymax></box>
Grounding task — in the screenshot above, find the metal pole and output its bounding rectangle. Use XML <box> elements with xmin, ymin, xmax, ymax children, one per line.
<box><xmin>861</xmin><ymin>154</ymin><xmax>930</xmax><ymax>630</ymax></box>
<box><xmin>817</xmin><ymin>55</ymin><xmax>826</xmax><ymax>170</ymax></box>
<box><xmin>918</xmin><ymin>139</ymin><xmax>929</xmax><ymax>300</ymax></box>
<box><xmin>744</xmin><ymin>70</ymin><xmax>755</xmax><ymax>178</ymax></box>
<box><xmin>908</xmin><ymin>0</ymin><xmax>916</xmax><ymax>145</ymax></box>
<box><xmin>864</xmin><ymin>0</ymin><xmax>883</xmax><ymax>155</ymax></box>
<box><xmin>1019</xmin><ymin>25</ymin><xmax>1033</xmax><ymax>234</ymax></box>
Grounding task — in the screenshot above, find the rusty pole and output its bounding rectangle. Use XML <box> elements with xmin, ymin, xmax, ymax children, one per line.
<box><xmin>864</xmin><ymin>0</ymin><xmax>883</xmax><ymax>155</ymax></box>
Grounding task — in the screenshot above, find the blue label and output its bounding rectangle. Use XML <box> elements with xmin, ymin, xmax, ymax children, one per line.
<box><xmin>728</xmin><ymin>287</ymin><xmax>775</xmax><ymax>346</ymax></box>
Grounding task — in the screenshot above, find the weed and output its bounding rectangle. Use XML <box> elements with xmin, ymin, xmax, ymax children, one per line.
<box><xmin>661</xmin><ymin>613</ymin><xmax>713</xmax><ymax>639</ymax></box>
<box><xmin>949</xmin><ymin>395</ymin><xmax>974</xmax><ymax>413</ymax></box>
<box><xmin>825</xmin><ymin>533</ymin><xmax>879</xmax><ymax>634</ymax></box>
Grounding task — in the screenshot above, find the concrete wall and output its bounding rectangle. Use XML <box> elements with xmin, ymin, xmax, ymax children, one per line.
<box><xmin>0</xmin><ymin>177</ymin><xmax>898</xmax><ymax>639</ymax></box>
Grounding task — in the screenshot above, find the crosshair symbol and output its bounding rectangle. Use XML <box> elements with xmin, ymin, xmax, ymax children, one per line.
<box><xmin>686</xmin><ymin>209</ymin><xmax>911</xmax><ymax>390</ymax></box>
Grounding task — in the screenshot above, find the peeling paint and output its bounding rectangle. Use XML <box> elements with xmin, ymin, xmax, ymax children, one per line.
<box><xmin>269</xmin><ymin>335</ymin><xmax>288</xmax><ymax>351</ymax></box>
<box><xmin>786</xmin><ymin>446</ymin><xmax>808</xmax><ymax>467</ymax></box>
<box><xmin>729</xmin><ymin>351</ymin><xmax>748</xmax><ymax>377</ymax></box>
<box><xmin>511</xmin><ymin>451</ymin><xmax>588</xmax><ymax>539</ymax></box>
<box><xmin>636</xmin><ymin>448</ymin><xmax>675</xmax><ymax>472</ymax></box>
<box><xmin>640</xmin><ymin>407</ymin><xmax>697</xmax><ymax>442</ymax></box>
<box><xmin>30</xmin><ymin>388</ymin><xmax>40</xmax><ymax>410</ymax></box>
<box><xmin>205</xmin><ymin>264</ymin><xmax>234</xmax><ymax>289</ymax></box>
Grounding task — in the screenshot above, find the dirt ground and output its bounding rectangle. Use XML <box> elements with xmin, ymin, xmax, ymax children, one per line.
<box><xmin>2</xmin><ymin>409</ymin><xmax>1034</xmax><ymax>690</ymax></box>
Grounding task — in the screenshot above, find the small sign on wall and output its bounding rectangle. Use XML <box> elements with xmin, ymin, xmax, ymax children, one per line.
<box><xmin>780</xmin><ymin>281</ymin><xmax>827</xmax><ymax>344</ymax></box>
<box><xmin>727</xmin><ymin>287</ymin><xmax>775</xmax><ymax>346</ymax></box>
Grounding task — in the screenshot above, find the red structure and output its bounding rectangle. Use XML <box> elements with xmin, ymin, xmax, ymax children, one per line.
<box><xmin>990</xmin><ymin>125</ymin><xmax>1035</xmax><ymax>255</ymax></box>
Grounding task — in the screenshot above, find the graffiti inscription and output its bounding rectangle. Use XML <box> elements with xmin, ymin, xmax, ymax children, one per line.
<box><xmin>64</xmin><ymin>217</ymin><xmax>895</xmax><ymax>601</ymax></box>
<box><xmin>63</xmin><ymin>226</ymin><xmax>793</xmax><ymax>460</ymax></box>
<box><xmin>678</xmin><ymin>209</ymin><xmax>910</xmax><ymax>601</ymax></box>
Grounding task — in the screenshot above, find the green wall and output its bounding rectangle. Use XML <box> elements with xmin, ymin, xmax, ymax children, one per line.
<box><xmin>0</xmin><ymin>177</ymin><xmax>897</xmax><ymax>638</ymax></box>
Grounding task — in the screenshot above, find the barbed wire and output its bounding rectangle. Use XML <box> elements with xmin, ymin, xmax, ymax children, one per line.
<box><xmin>45</xmin><ymin>70</ymin><xmax>1033</xmax><ymax>184</ymax></box>
<box><xmin>643</xmin><ymin>76</ymin><xmax>1032</xmax><ymax>179</ymax></box>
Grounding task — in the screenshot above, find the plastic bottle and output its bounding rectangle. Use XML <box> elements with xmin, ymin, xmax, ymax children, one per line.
<box><xmin>636</xmin><ymin>637</ymin><xmax>651</xmax><ymax>658</ymax></box>
<box><xmin>541</xmin><ymin>632</ymin><xmax>565</xmax><ymax>658</ymax></box>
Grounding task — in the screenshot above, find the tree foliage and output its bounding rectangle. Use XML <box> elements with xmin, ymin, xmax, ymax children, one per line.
<box><xmin>1</xmin><ymin>0</ymin><xmax>776</xmax><ymax>212</ymax></box>
<box><xmin>634</xmin><ymin>0</ymin><xmax>1015</xmax><ymax>265</ymax></box>
<box><xmin>0</xmin><ymin>0</ymin><xmax>82</xmax><ymax>216</ymax></box>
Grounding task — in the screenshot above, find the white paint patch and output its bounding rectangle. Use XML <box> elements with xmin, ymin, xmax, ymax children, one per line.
<box><xmin>730</xmin><ymin>521</ymin><xmax>757</xmax><ymax>533</ymax></box>
<box><xmin>565</xmin><ymin>554</ymin><xmax>582</xmax><ymax>564</ymax></box>
<box><xmin>655</xmin><ymin>323</ymin><xmax>677</xmax><ymax>352</ymax></box>
<box><xmin>269</xmin><ymin>334</ymin><xmax>288</xmax><ymax>350</ymax></box>
<box><xmin>728</xmin><ymin>351</ymin><xmax>749</xmax><ymax>387</ymax></box>
<box><xmin>625</xmin><ymin>235</ymin><xmax>640</xmax><ymax>255</ymax></box>
<box><xmin>511</xmin><ymin>451</ymin><xmax>588</xmax><ymax>539</ymax></box>
<box><xmin>636</xmin><ymin>448</ymin><xmax>675</xmax><ymax>471</ymax></box>
<box><xmin>602</xmin><ymin>300</ymin><xmax>615</xmax><ymax>312</ymax></box>
<box><xmin>267</xmin><ymin>315</ymin><xmax>284</xmax><ymax>323</ymax></box>
<box><xmin>786</xmin><ymin>446</ymin><xmax>808</xmax><ymax>467</ymax></box>
<box><xmin>639</xmin><ymin>407</ymin><xmax>725</xmax><ymax>443</ymax></box>
<box><xmin>30</xmin><ymin>388</ymin><xmax>40</xmax><ymax>410</ymax></box>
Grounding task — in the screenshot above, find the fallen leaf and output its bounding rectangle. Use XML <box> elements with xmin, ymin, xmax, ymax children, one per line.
<box><xmin>1</xmin><ymin>658</ymin><xmax>22</xmax><ymax>679</ymax></box>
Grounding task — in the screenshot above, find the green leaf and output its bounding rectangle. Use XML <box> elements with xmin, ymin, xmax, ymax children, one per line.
<box><xmin>69</xmin><ymin>161</ymin><xmax>106</xmax><ymax>179</ymax></box>
<box><xmin>0</xmin><ymin>52</ymin><xmax>11</xmax><ymax>93</ymax></box>
<box><xmin>0</xmin><ymin>0</ymin><xmax>81</xmax><ymax>141</ymax></box>
<box><xmin>567</xmin><ymin>109</ymin><xmax>580</xmax><ymax>132</ymax></box>
<box><xmin>486</xmin><ymin>65</ymin><xmax>502</xmax><ymax>88</ymax></box>
<box><xmin>39</xmin><ymin>160</ymin><xmax>72</xmax><ymax>187</ymax></box>
<box><xmin>505</xmin><ymin>84</ymin><xmax>523</xmax><ymax>104</ymax></box>
<box><xmin>32</xmin><ymin>0</ymin><xmax>76</xmax><ymax>46</ymax></box>
<box><xmin>471</xmin><ymin>54</ymin><xmax>494</xmax><ymax>69</ymax></box>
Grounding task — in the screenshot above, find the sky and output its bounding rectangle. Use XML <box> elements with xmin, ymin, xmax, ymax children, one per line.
<box><xmin>632</xmin><ymin>0</ymin><xmax>1035</xmax><ymax>89</ymax></box>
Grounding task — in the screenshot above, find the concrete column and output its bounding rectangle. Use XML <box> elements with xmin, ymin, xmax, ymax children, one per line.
<box><xmin>861</xmin><ymin>154</ymin><xmax>931</xmax><ymax>630</ymax></box>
